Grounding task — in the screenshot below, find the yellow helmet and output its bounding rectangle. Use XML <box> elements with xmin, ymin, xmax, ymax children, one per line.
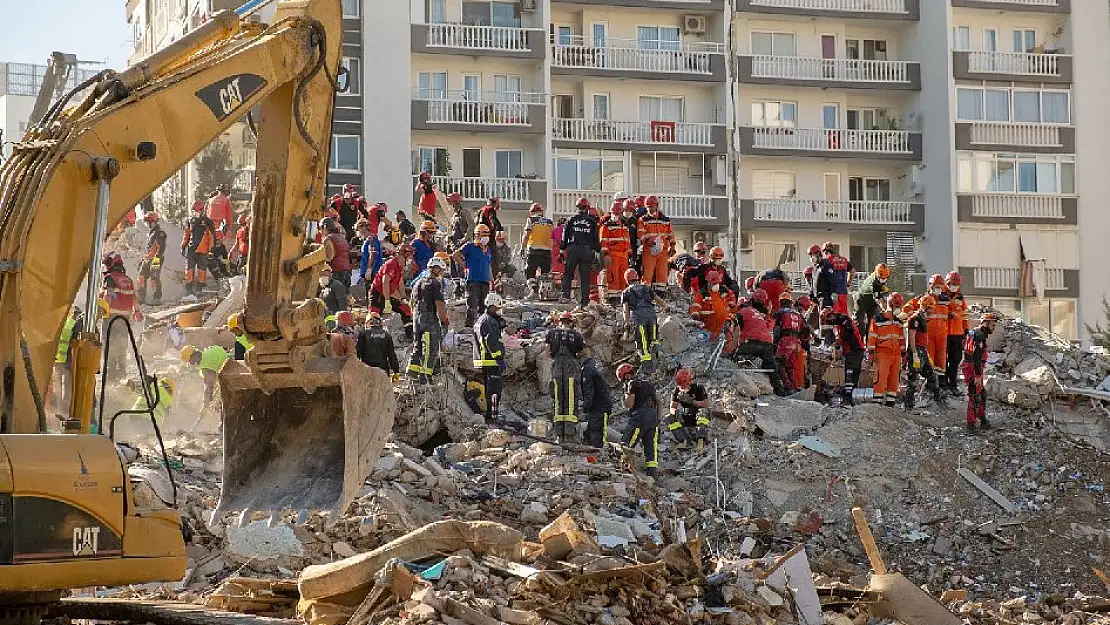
<box><xmin>180</xmin><ymin>345</ymin><xmax>198</xmax><ymax>362</ymax></box>
<box><xmin>97</xmin><ymin>298</ymin><xmax>110</xmax><ymax>316</ymax></box>
<box><xmin>159</xmin><ymin>377</ymin><xmax>176</xmax><ymax>395</ymax></box>
<box><xmin>227</xmin><ymin>312</ymin><xmax>243</xmax><ymax>333</ymax></box>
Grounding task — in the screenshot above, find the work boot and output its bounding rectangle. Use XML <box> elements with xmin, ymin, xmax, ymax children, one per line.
<box><xmin>979</xmin><ymin>415</ymin><xmax>991</xmax><ymax>430</ymax></box>
<box><xmin>966</xmin><ymin>421</ymin><xmax>978</xmax><ymax>432</ymax></box>
<box><xmin>644</xmin><ymin>467</ymin><xmax>659</xmax><ymax>479</ymax></box>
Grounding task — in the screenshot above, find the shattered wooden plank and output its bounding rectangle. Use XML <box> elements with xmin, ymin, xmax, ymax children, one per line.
<box><xmin>958</xmin><ymin>468</ymin><xmax>1017</xmax><ymax>514</ymax></box>
<box><xmin>850</xmin><ymin>507</ymin><xmax>887</xmax><ymax>575</ymax></box>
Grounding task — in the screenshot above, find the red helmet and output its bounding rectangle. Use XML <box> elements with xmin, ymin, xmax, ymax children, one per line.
<box><xmin>447</xmin><ymin>192</ymin><xmax>462</xmax><ymax>204</ymax></box>
<box><xmin>693</xmin><ymin>241</ymin><xmax>708</xmax><ymax>253</ymax></box>
<box><xmin>343</xmin><ymin>183</ymin><xmax>355</xmax><ymax>193</ymax></box>
<box><xmin>779</xmin><ymin>291</ymin><xmax>794</xmax><ymax>304</ymax></box>
<box><xmin>635</xmin><ymin>195</ymin><xmax>646</xmax><ymax>209</ymax></box>
<box><xmin>744</xmin><ymin>276</ymin><xmax>756</xmax><ymax>291</ymax></box>
<box><xmin>751</xmin><ymin>288</ymin><xmax>769</xmax><ymax>305</ymax></box>
<box><xmin>609</xmin><ymin>201</ymin><xmax>622</xmax><ymax>214</ymax></box>
<box><xmin>558</xmin><ymin>311</ymin><xmax>574</xmax><ymax>323</ymax></box>
<box><xmin>710</xmin><ymin>246</ymin><xmax>725</xmax><ymax>260</ymax></box>
<box><xmin>929</xmin><ymin>273</ymin><xmax>945</xmax><ymax>287</ymax></box>
<box><xmin>529</xmin><ymin>203</ymin><xmax>544</xmax><ymax>214</ymax></box>
<box><xmin>888</xmin><ymin>292</ymin><xmax>905</xmax><ymax>309</ymax></box>
<box><xmin>675</xmin><ymin>369</ymin><xmax>693</xmax><ymax>388</ymax></box>
<box><xmin>143</xmin><ymin>211</ymin><xmax>159</xmax><ymax>223</ymax></box>
<box><xmin>192</xmin><ymin>201</ymin><xmax>205</xmax><ymax>213</ymax></box>
<box><xmin>622</xmin><ymin>199</ymin><xmax>636</xmax><ymax>212</ymax></box>
<box><xmin>820</xmin><ymin>307</ymin><xmax>835</xmax><ymax>324</ymax></box>
<box><xmin>796</xmin><ymin>295</ymin><xmax>812</xmax><ymax>310</ymax></box>
<box><xmin>624</xmin><ymin>268</ymin><xmax>639</xmax><ymax>282</ymax></box>
<box><xmin>822</xmin><ymin>241</ymin><xmax>836</xmax><ymax>254</ymax></box>
<box><xmin>946</xmin><ymin>271</ymin><xmax>962</xmax><ymax>286</ymax></box>
<box><xmin>575</xmin><ymin>197</ymin><xmax>591</xmax><ymax>210</ymax></box>
<box><xmin>707</xmin><ymin>271</ymin><xmax>723</xmax><ymax>285</ymax></box>
<box><xmin>736</xmin><ymin>297</ymin><xmax>749</xmax><ymax>308</ymax></box>
<box><xmin>807</xmin><ymin>244</ymin><xmax>822</xmax><ymax>256</ymax></box>
<box><xmin>616</xmin><ymin>363</ymin><xmax>635</xmax><ymax>381</ymax></box>
<box><xmin>398</xmin><ymin>242</ymin><xmax>415</xmax><ymax>255</ymax></box>
<box><xmin>645</xmin><ymin>195</ymin><xmax>659</xmax><ymax>209</ymax></box>
<box><xmin>336</xmin><ymin>311</ymin><xmax>355</xmax><ymax>327</ymax></box>
<box><xmin>103</xmin><ymin>252</ymin><xmax>122</xmax><ymax>269</ymax></box>
<box><xmin>238</xmin><ymin>214</ymin><xmax>249</xmax><ymax>226</ymax></box>
<box><xmin>419</xmin><ymin>172</ymin><xmax>431</xmax><ymax>181</ymax></box>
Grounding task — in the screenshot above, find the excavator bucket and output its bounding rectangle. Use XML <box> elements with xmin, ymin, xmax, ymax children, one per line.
<box><xmin>214</xmin><ymin>356</ymin><xmax>395</xmax><ymax>517</ymax></box>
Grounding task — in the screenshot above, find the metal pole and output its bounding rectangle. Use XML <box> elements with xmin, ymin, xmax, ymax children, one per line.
<box><xmin>85</xmin><ymin>157</ymin><xmax>118</xmax><ymax>333</ymax></box>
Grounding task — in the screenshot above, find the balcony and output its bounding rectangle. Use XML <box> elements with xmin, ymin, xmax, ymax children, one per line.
<box><xmin>739</xmin><ymin>127</ymin><xmax>922</xmax><ymax>160</ymax></box>
<box><xmin>956</xmin><ymin>194</ymin><xmax>1077</xmax><ymax>225</ymax></box>
<box><xmin>740</xmin><ymin>199</ymin><xmax>924</xmax><ymax>232</ymax></box>
<box><xmin>951</xmin><ymin>0</ymin><xmax>1069</xmax><ymax>13</ymax></box>
<box><xmin>736</xmin><ymin>0</ymin><xmax>919</xmax><ymax>20</ymax></box>
<box><xmin>552</xmin><ymin>191</ymin><xmax>727</xmax><ymax>225</ymax></box>
<box><xmin>412</xmin><ymin>23</ymin><xmax>545</xmax><ymax>60</ymax></box>
<box><xmin>551</xmin><ymin>118</ymin><xmax>727</xmax><ymax>153</ymax></box>
<box><xmin>412</xmin><ymin>91</ymin><xmax>546</xmax><ymax>134</ymax></box>
<box><xmin>952</xmin><ymin>51</ymin><xmax>1072</xmax><ymax>84</ymax></box>
<box><xmin>230</xmin><ymin>169</ymin><xmax>255</xmax><ymax>201</ymax></box>
<box><xmin>954</xmin><ymin>122</ymin><xmax>1074</xmax><ymax>154</ymax></box>
<box><xmin>737</xmin><ymin>55</ymin><xmax>920</xmax><ymax>90</ymax></box>
<box><xmin>413</xmin><ymin>176</ymin><xmax>547</xmax><ymax>210</ymax></box>
<box><xmin>556</xmin><ymin>0</ymin><xmax>726</xmax><ymax>8</ymax></box>
<box><xmin>551</xmin><ymin>37</ymin><xmax>726</xmax><ymax>82</ymax></box>
<box><xmin>961</xmin><ymin>266</ymin><xmax>1077</xmax><ymax>297</ymax></box>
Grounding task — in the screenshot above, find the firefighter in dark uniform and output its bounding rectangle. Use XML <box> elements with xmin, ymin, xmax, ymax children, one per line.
<box><xmin>406</xmin><ymin>257</ymin><xmax>450</xmax><ymax>384</ymax></box>
<box><xmin>560</xmin><ymin>197</ymin><xmax>601</xmax><ymax>307</ymax></box>
<box><xmin>356</xmin><ymin>312</ymin><xmax>400</xmax><ymax>382</ymax></box>
<box><xmin>579</xmin><ymin>345</ymin><xmax>612</xmax><ymax>448</ymax></box>
<box><xmin>617</xmin><ymin>363</ymin><xmax>661</xmax><ymax>479</ymax></box>
<box><xmin>137</xmin><ymin>211</ymin><xmax>167</xmax><ymax>305</ymax></box>
<box><xmin>181</xmin><ymin>202</ymin><xmax>217</xmax><ymax>296</ymax></box>
<box><xmin>547</xmin><ymin>311</ymin><xmax>585</xmax><ymax>443</ymax></box>
<box><xmin>473</xmin><ymin>292</ymin><xmax>506</xmax><ymax>422</ymax></box>
<box><xmin>668</xmin><ymin>368</ymin><xmax>709</xmax><ymax>452</ymax></box>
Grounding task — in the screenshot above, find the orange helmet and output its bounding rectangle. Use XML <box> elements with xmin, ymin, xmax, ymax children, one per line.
<box><xmin>675</xmin><ymin>369</ymin><xmax>693</xmax><ymax>388</ymax></box>
<box><xmin>919</xmin><ymin>294</ymin><xmax>937</xmax><ymax>310</ymax></box>
<box><xmin>780</xmin><ymin>291</ymin><xmax>794</xmax><ymax>304</ymax></box>
<box><xmin>710</xmin><ymin>246</ymin><xmax>725</xmax><ymax>260</ymax></box>
<box><xmin>616</xmin><ymin>363</ymin><xmax>635</xmax><ymax>381</ymax></box>
<box><xmin>475</xmin><ymin>223</ymin><xmax>491</xmax><ymax>237</ymax></box>
<box><xmin>875</xmin><ymin>263</ymin><xmax>891</xmax><ymax>280</ymax></box>
<box><xmin>421</xmin><ymin>220</ymin><xmax>437</xmax><ymax>233</ymax></box>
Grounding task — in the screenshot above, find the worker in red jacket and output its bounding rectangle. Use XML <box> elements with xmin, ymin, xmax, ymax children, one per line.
<box><xmin>206</xmin><ymin>184</ymin><xmax>234</xmax><ymax>239</ymax></box>
<box><xmin>733</xmin><ymin>290</ymin><xmax>785</xmax><ymax>395</ymax></box>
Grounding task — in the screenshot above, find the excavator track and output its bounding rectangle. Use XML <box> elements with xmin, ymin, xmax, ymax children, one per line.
<box><xmin>44</xmin><ymin>598</ymin><xmax>300</xmax><ymax>625</ymax></box>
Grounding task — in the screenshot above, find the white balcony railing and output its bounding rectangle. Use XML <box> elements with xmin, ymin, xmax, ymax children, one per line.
<box><xmin>964</xmin><ymin>0</ymin><xmax>1058</xmax><ymax>6</ymax></box>
<box><xmin>416</xmin><ymin>176</ymin><xmax>537</xmax><ymax>203</ymax></box>
<box><xmin>967</xmin><ymin>51</ymin><xmax>1066</xmax><ymax>77</ymax></box>
<box><xmin>552</xmin><ymin>118</ymin><xmax>716</xmax><ymax>146</ymax></box>
<box><xmin>972</xmin><ymin>266</ymin><xmax>1066</xmax><ymax>291</ymax></box>
<box><xmin>426</xmin><ymin>24</ymin><xmax>536</xmax><ymax>52</ymax></box>
<box><xmin>416</xmin><ymin>90</ymin><xmax>544</xmax><ymax>125</ymax></box>
<box><xmin>552</xmin><ymin>191</ymin><xmax>719</xmax><ymax>220</ymax></box>
<box><xmin>750</xmin><ymin>127</ymin><xmax>913</xmax><ymax>154</ymax></box>
<box><xmin>746</xmin><ymin>55</ymin><xmax>913</xmax><ymax>84</ymax></box>
<box><xmin>968</xmin><ymin>122</ymin><xmax>1064</xmax><ymax>148</ymax></box>
<box><xmin>232</xmin><ymin>169</ymin><xmax>255</xmax><ymax>194</ymax></box>
<box><xmin>748</xmin><ymin>0</ymin><xmax>910</xmax><ymax>13</ymax></box>
<box><xmin>752</xmin><ymin>199</ymin><xmax>916</xmax><ymax>225</ymax></box>
<box><xmin>551</xmin><ymin>36</ymin><xmax>724</xmax><ymax>75</ymax></box>
<box><xmin>967</xmin><ymin>194</ymin><xmax>1067</xmax><ymax>219</ymax></box>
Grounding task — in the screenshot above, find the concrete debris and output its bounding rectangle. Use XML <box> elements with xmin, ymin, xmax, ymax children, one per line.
<box><xmin>958</xmin><ymin>468</ymin><xmax>1018</xmax><ymax>514</ymax></box>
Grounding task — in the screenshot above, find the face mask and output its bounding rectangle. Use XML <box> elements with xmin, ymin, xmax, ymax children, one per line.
<box><xmin>622</xmin><ymin>212</ymin><xmax>632</xmax><ymax>219</ymax></box>
<box><xmin>478</xmin><ymin>237</ymin><xmax>490</xmax><ymax>245</ymax></box>
<box><xmin>710</xmin><ymin>284</ymin><xmax>720</xmax><ymax>293</ymax></box>
<box><xmin>319</xmin><ymin>277</ymin><xmax>330</xmax><ymax>287</ymax></box>
<box><xmin>931</xmin><ymin>287</ymin><xmax>942</xmax><ymax>295</ymax></box>
<box><xmin>878</xmin><ymin>277</ymin><xmax>887</xmax><ymax>285</ymax></box>
<box><xmin>714</xmin><ymin>258</ymin><xmax>723</xmax><ymax>265</ymax></box>
<box><xmin>343</xmin><ymin>193</ymin><xmax>352</xmax><ymax>200</ymax></box>
<box><xmin>949</xmin><ymin>285</ymin><xmax>960</xmax><ymax>292</ymax></box>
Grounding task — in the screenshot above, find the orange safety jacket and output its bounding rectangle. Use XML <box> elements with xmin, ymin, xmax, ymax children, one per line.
<box><xmin>867</xmin><ymin>312</ymin><xmax>904</xmax><ymax>355</ymax></box>
<box><xmin>600</xmin><ymin>218</ymin><xmax>630</xmax><ymax>256</ymax></box>
<box><xmin>637</xmin><ymin>213</ymin><xmax>673</xmax><ymax>250</ymax></box>
<box><xmin>948</xmin><ymin>293</ymin><xmax>968</xmax><ymax>335</ymax></box>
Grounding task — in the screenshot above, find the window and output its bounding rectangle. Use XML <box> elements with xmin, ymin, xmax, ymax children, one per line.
<box><xmin>754</xmin><ymin>242</ymin><xmax>800</xmax><ymax>272</ymax></box>
<box><xmin>751</xmin><ymin>101</ymin><xmax>796</xmax><ymax>127</ymax></box>
<box><xmin>637</xmin><ymin>26</ymin><xmax>680</xmax><ymax>51</ymax></box>
<box><xmin>340</xmin><ymin>57</ymin><xmax>360</xmax><ymax>95</ymax></box>
<box><xmin>957</xmin><ymin>153</ymin><xmax>1075</xmax><ymax>195</ymax></box>
<box><xmin>751</xmin><ymin>32</ymin><xmax>796</xmax><ymax>56</ymax></box>
<box><xmin>462</xmin><ymin>148</ymin><xmax>481</xmax><ymax>177</ymax></box>
<box><xmin>592</xmin><ymin>23</ymin><xmax>607</xmax><ymax>47</ymax></box>
<box><xmin>555</xmin><ymin>25</ymin><xmax>574</xmax><ymax>46</ymax></box>
<box><xmin>953</xmin><ymin>26</ymin><xmax>971</xmax><ymax>50</ymax></box>
<box><xmin>849</xmin><ymin>177</ymin><xmax>891</xmax><ymax>201</ymax></box>
<box><xmin>822</xmin><ymin>104</ymin><xmax>839</xmax><ymax>129</ymax></box>
<box><xmin>552</xmin><ymin>94</ymin><xmax>574</xmax><ymax>119</ymax></box>
<box><xmin>462</xmin><ymin>75</ymin><xmax>481</xmax><ymax>100</ymax></box>
<box><xmin>1013</xmin><ymin>29</ymin><xmax>1037</xmax><ymax>53</ymax></box>
<box><xmin>461</xmin><ymin>1</ymin><xmax>518</xmax><ymax>26</ymax></box>
<box><xmin>330</xmin><ymin>135</ymin><xmax>360</xmax><ymax>172</ymax></box>
<box><xmin>849</xmin><ymin>245</ymin><xmax>887</xmax><ymax>271</ymax></box>
<box><xmin>845</xmin><ymin>39</ymin><xmax>888</xmax><ymax>60</ymax></box>
<box><xmin>341</xmin><ymin>0</ymin><xmax>359</xmax><ymax>17</ymax></box>
<box><xmin>495</xmin><ymin>150</ymin><xmax>522</xmax><ymax>178</ymax></box>
<box><xmin>752</xmin><ymin>170</ymin><xmax>797</xmax><ymax>199</ymax></box>
<box><xmin>592</xmin><ymin>94</ymin><xmax>609</xmax><ymax>120</ymax></box>
<box><xmin>639</xmin><ymin>96</ymin><xmax>684</xmax><ymax>122</ymax></box>
<box><xmin>426</xmin><ymin>0</ymin><xmax>446</xmax><ymax>23</ymax></box>
<box><xmin>552</xmin><ymin>150</ymin><xmax>625</xmax><ymax>191</ymax></box>
<box><xmin>847</xmin><ymin>108</ymin><xmax>890</xmax><ymax>130</ymax></box>
<box><xmin>415</xmin><ymin>147</ymin><xmax>450</xmax><ymax>176</ymax></box>
<box><xmin>417</xmin><ymin>72</ymin><xmax>447</xmax><ymax>100</ymax></box>
<box><xmin>493</xmin><ymin>75</ymin><xmax>521</xmax><ymax>101</ymax></box>
<box><xmin>984</xmin><ymin>28</ymin><xmax>998</xmax><ymax>52</ymax></box>
<box><xmin>955</xmin><ymin>87</ymin><xmax>1071</xmax><ymax>124</ymax></box>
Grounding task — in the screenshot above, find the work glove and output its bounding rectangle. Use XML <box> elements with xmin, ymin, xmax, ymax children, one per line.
<box><xmin>384</xmin><ymin>300</ymin><xmax>393</xmax><ymax>315</ymax></box>
<box><xmin>391</xmin><ymin>373</ymin><xmax>399</xmax><ymax>384</ymax></box>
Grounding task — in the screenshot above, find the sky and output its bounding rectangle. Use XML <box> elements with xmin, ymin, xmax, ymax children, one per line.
<box><xmin>0</xmin><ymin>0</ymin><xmax>132</xmax><ymax>70</ymax></box>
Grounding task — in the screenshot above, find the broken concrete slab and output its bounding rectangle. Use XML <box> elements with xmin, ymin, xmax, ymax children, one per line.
<box><xmin>753</xmin><ymin>400</ymin><xmax>826</xmax><ymax>440</ymax></box>
<box><xmin>797</xmin><ymin>435</ymin><xmax>841</xmax><ymax>458</ymax></box>
<box><xmin>225</xmin><ymin>520</ymin><xmax>305</xmax><ymax>565</ymax></box>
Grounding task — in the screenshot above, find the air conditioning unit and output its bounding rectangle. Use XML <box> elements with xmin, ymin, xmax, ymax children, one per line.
<box><xmin>683</xmin><ymin>14</ymin><xmax>706</xmax><ymax>35</ymax></box>
<box><xmin>712</xmin><ymin>155</ymin><xmax>728</xmax><ymax>187</ymax></box>
<box><xmin>521</xmin><ymin>0</ymin><xmax>537</xmax><ymax>11</ymax></box>
<box><xmin>908</xmin><ymin>165</ymin><xmax>925</xmax><ymax>196</ymax></box>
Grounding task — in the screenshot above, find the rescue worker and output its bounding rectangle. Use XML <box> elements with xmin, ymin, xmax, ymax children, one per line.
<box><xmin>478</xmin><ymin>197</ymin><xmax>505</xmax><ymax>280</ymax></box>
<box><xmin>448</xmin><ymin>192</ymin><xmax>473</xmax><ymax>246</ymax></box>
<box><xmin>617</xmin><ymin>362</ymin><xmax>661</xmax><ymax>479</ymax></box>
<box><xmin>412</xmin><ymin>220</ymin><xmax>438</xmax><ymax>274</ymax></box>
<box><xmin>396</xmin><ymin>210</ymin><xmax>417</xmax><ymax>238</ymax></box>
<box><xmin>453</xmin><ymin>224</ymin><xmax>494</xmax><ymax>326</ymax></box>
<box><xmin>226</xmin><ymin>313</ymin><xmax>252</xmax><ymax>361</ymax></box>
<box><xmin>318</xmin><ymin>267</ymin><xmax>348</xmax><ymax>316</ymax></box>
<box><xmin>547</xmin><ymin>312</ymin><xmax>586</xmax><ymax>442</ymax></box>
<box><xmin>962</xmin><ymin>312</ymin><xmax>998</xmax><ymax>431</ymax></box>
<box><xmin>371</xmin><ymin>243</ymin><xmax>414</xmax><ymax>340</ymax></box>
<box><xmin>551</xmin><ymin>218</ymin><xmax>567</xmax><ymax>279</ymax></box>
<box><xmin>697</xmin><ymin>247</ymin><xmax>740</xmax><ymax>298</ymax></box>
<box><xmin>415</xmin><ymin>172</ymin><xmax>440</xmax><ymax>222</ymax></box>
<box><xmin>52</xmin><ymin>305</ymin><xmax>82</xmax><ymax>415</ymax></box>
<box><xmin>181</xmin><ymin>344</ymin><xmax>229</xmax><ymax>409</ymax></box>
<box><xmin>181</xmin><ymin>201</ymin><xmax>217</xmax><ymax>296</ymax></box>
<box><xmin>855</xmin><ymin>263</ymin><xmax>891</xmax><ymax>338</ymax></box>
<box><xmin>579</xmin><ymin>345</ymin><xmax>612</xmax><ymax>448</ymax></box>
<box><xmin>233</xmin><ymin>214</ymin><xmax>249</xmax><ymax>274</ymax></box>
<box><xmin>637</xmin><ymin>196</ymin><xmax>674</xmax><ymax>290</ymax></box>
<box><xmin>773</xmin><ymin>292</ymin><xmax>808</xmax><ymax>394</ymax></box>
<box><xmin>561</xmin><ymin>197</ymin><xmax>601</xmax><ymax>307</ymax></box>
<box><xmin>130</xmin><ymin>375</ymin><xmax>175</xmax><ymax>426</ymax></box>
<box><xmin>806</xmin><ymin>244</ymin><xmax>832</xmax><ymax>345</ymax></box>
<box><xmin>335</xmin><ymin>183</ymin><xmax>369</xmax><ymax>239</ymax></box>
<box><xmin>206</xmin><ymin>184</ymin><xmax>234</xmax><ymax>239</ymax></box>
<box><xmin>322</xmin><ymin>217</ymin><xmax>353</xmax><ymax>286</ymax></box>
<box><xmin>330</xmin><ymin>310</ymin><xmax>358</xmax><ymax>357</ymax></box>
<box><xmin>821</xmin><ymin>242</ymin><xmax>854</xmax><ymax>315</ymax></box>
<box><xmin>734</xmin><ymin>290</ymin><xmax>786</xmax><ymax>396</ymax></box>
<box><xmin>621</xmin><ymin>200</ymin><xmax>640</xmax><ymax>276</ymax></box>
<box><xmin>359</xmin><ymin>218</ymin><xmax>385</xmax><ymax>288</ymax></box>
<box><xmin>100</xmin><ymin>253</ymin><xmax>143</xmax><ymax>382</ymax></box>
<box><xmin>668</xmin><ymin>368</ymin><xmax>709</xmax><ymax>452</ymax></box>
<box><xmin>473</xmin><ymin>292</ymin><xmax>507</xmax><ymax>422</ymax></box>
<box><xmin>599</xmin><ymin>202</ymin><xmax>631</xmax><ymax>299</ymax></box>
<box><xmin>137</xmin><ymin>211</ymin><xmax>167</xmax><ymax>306</ymax></box>
<box><xmin>367</xmin><ymin>201</ymin><xmax>390</xmax><ymax>243</ymax></box>
<box><xmin>826</xmin><ymin>307</ymin><xmax>866</xmax><ymax>406</ymax></box>
<box><xmin>867</xmin><ymin>292</ymin><xmax>905</xmax><ymax>407</ymax></box>
<box><xmin>521</xmin><ymin>203</ymin><xmax>555</xmax><ymax>298</ymax></box>
<box><xmin>357</xmin><ymin>311</ymin><xmax>400</xmax><ymax>382</ymax></box>
<box><xmin>755</xmin><ymin>265</ymin><xmax>789</xmax><ymax>311</ymax></box>
<box><xmin>678</xmin><ymin>241</ymin><xmax>708</xmax><ymax>294</ymax></box>
<box><xmin>945</xmin><ymin>271</ymin><xmax>969</xmax><ymax>393</ymax></box>
<box><xmin>904</xmin><ymin>295</ymin><xmax>946</xmax><ymax>410</ymax></box>
<box><xmin>407</xmin><ymin>257</ymin><xmax>450</xmax><ymax>384</ymax></box>
<box><xmin>621</xmin><ymin>269</ymin><xmax>666</xmax><ymax>368</ymax></box>
<box><xmin>925</xmin><ymin>274</ymin><xmax>952</xmax><ymax>378</ymax></box>
<box><xmin>699</xmin><ymin>271</ymin><xmax>734</xmax><ymax>340</ymax></box>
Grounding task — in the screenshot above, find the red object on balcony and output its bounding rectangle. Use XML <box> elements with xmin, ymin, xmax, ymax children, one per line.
<box><xmin>826</xmin><ymin>129</ymin><xmax>841</xmax><ymax>150</ymax></box>
<box><xmin>651</xmin><ymin>120</ymin><xmax>676</xmax><ymax>143</ymax></box>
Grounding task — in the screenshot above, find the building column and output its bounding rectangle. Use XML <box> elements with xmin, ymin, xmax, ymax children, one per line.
<box><xmin>363</xmin><ymin>0</ymin><xmax>412</xmax><ymax>214</ymax></box>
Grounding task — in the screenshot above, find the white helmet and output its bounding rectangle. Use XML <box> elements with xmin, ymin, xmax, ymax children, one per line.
<box><xmin>427</xmin><ymin>257</ymin><xmax>447</xmax><ymax>271</ymax></box>
<box><xmin>612</xmin><ymin>192</ymin><xmax>629</xmax><ymax>202</ymax></box>
<box><xmin>484</xmin><ymin>292</ymin><xmax>504</xmax><ymax>308</ymax></box>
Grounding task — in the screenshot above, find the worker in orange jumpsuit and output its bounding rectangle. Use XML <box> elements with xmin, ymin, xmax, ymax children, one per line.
<box><xmin>206</xmin><ymin>184</ymin><xmax>234</xmax><ymax>239</ymax></box>
<box><xmin>925</xmin><ymin>274</ymin><xmax>952</xmax><ymax>378</ymax></box>
<box><xmin>233</xmin><ymin>214</ymin><xmax>250</xmax><ymax>274</ymax></box>
<box><xmin>599</xmin><ymin>201</ymin><xmax>631</xmax><ymax>299</ymax></box>
<box><xmin>699</xmin><ymin>271</ymin><xmax>734</xmax><ymax>339</ymax></box>
<box><xmin>637</xmin><ymin>196</ymin><xmax>673</xmax><ymax>290</ymax></box>
<box><xmin>944</xmin><ymin>271</ymin><xmax>969</xmax><ymax>393</ymax></box>
<box><xmin>181</xmin><ymin>201</ymin><xmax>216</xmax><ymax>296</ymax></box>
<box><xmin>867</xmin><ymin>292</ymin><xmax>905</xmax><ymax>407</ymax></box>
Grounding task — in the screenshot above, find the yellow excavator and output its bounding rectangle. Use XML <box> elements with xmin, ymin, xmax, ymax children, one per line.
<box><xmin>0</xmin><ymin>0</ymin><xmax>394</xmax><ymax>610</ymax></box>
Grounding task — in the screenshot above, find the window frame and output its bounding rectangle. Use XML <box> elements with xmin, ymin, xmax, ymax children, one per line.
<box><xmin>751</xmin><ymin>169</ymin><xmax>798</xmax><ymax>199</ymax></box>
<box><xmin>750</xmin><ymin>31</ymin><xmax>796</xmax><ymax>56</ymax></box>
<box><xmin>341</xmin><ymin>0</ymin><xmax>359</xmax><ymax>18</ymax></box>
<box><xmin>751</xmin><ymin>100</ymin><xmax>798</xmax><ymax>128</ymax></box>
<box><xmin>954</xmin><ymin>86</ymin><xmax>1071</xmax><ymax>125</ymax></box>
<box><xmin>330</xmin><ymin>135</ymin><xmax>361</xmax><ymax>173</ymax></box>
<box><xmin>638</xmin><ymin>95</ymin><xmax>685</xmax><ymax>122</ymax></box>
<box><xmin>552</xmin><ymin>150</ymin><xmax>626</xmax><ymax>191</ymax></box>
<box><xmin>637</xmin><ymin>25</ymin><xmax>681</xmax><ymax>51</ymax></box>
<box><xmin>956</xmin><ymin>152</ymin><xmax>1076</xmax><ymax>195</ymax></box>
<box><xmin>494</xmin><ymin>149</ymin><xmax>524</xmax><ymax>178</ymax></box>
<box><xmin>340</xmin><ymin>56</ymin><xmax>360</xmax><ymax>96</ymax></box>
